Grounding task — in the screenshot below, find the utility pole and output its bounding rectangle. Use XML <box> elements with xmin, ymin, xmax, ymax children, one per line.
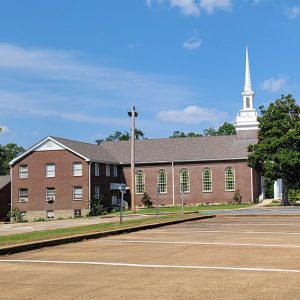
<box><xmin>128</xmin><ymin>106</ymin><xmax>138</xmax><ymax>213</ymax></box>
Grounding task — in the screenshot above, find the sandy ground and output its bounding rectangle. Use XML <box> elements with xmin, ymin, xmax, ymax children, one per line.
<box><xmin>1</xmin><ymin>216</ymin><xmax>300</xmax><ymax>299</ymax></box>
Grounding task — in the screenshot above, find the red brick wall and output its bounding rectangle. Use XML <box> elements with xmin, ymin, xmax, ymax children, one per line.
<box><xmin>122</xmin><ymin>160</ymin><xmax>255</xmax><ymax>206</ymax></box>
<box><xmin>0</xmin><ymin>182</ymin><xmax>11</xmax><ymax>221</ymax></box>
<box><xmin>11</xmin><ymin>150</ymin><xmax>89</xmax><ymax>213</ymax></box>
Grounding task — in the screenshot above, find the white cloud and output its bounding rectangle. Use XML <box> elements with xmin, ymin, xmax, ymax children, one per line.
<box><xmin>146</xmin><ymin>0</ymin><xmax>152</xmax><ymax>6</ymax></box>
<box><xmin>0</xmin><ymin>125</ymin><xmax>9</xmax><ymax>133</ymax></box>
<box><xmin>260</xmin><ymin>77</ymin><xmax>287</xmax><ymax>93</ymax></box>
<box><xmin>286</xmin><ymin>6</ymin><xmax>300</xmax><ymax>19</ymax></box>
<box><xmin>183</xmin><ymin>38</ymin><xmax>202</xmax><ymax>50</ymax></box>
<box><xmin>170</xmin><ymin>0</ymin><xmax>200</xmax><ymax>16</ymax></box>
<box><xmin>157</xmin><ymin>105</ymin><xmax>228</xmax><ymax>124</ymax></box>
<box><xmin>200</xmin><ymin>0</ymin><xmax>232</xmax><ymax>14</ymax></box>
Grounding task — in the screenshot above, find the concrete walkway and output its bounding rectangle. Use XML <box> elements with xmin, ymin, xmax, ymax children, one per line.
<box><xmin>0</xmin><ymin>214</ymin><xmax>150</xmax><ymax>236</ymax></box>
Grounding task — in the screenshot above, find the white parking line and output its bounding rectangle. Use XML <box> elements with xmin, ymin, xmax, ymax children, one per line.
<box><xmin>1</xmin><ymin>259</ymin><xmax>300</xmax><ymax>273</ymax></box>
<box><xmin>99</xmin><ymin>239</ymin><xmax>300</xmax><ymax>249</ymax></box>
<box><xmin>152</xmin><ymin>230</ymin><xmax>300</xmax><ymax>235</ymax></box>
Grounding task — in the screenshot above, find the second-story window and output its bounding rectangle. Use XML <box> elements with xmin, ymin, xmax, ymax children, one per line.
<box><xmin>95</xmin><ymin>163</ymin><xmax>100</xmax><ymax>176</ymax></box>
<box><xmin>73</xmin><ymin>162</ymin><xmax>83</xmax><ymax>176</ymax></box>
<box><xmin>19</xmin><ymin>165</ymin><xmax>28</xmax><ymax>179</ymax></box>
<box><xmin>106</xmin><ymin>164</ymin><xmax>110</xmax><ymax>176</ymax></box>
<box><xmin>46</xmin><ymin>164</ymin><xmax>55</xmax><ymax>178</ymax></box>
<box><xmin>113</xmin><ymin>165</ymin><xmax>118</xmax><ymax>177</ymax></box>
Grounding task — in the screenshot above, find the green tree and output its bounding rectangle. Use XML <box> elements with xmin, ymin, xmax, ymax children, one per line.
<box><xmin>217</xmin><ymin>122</ymin><xmax>236</xmax><ymax>135</ymax></box>
<box><xmin>170</xmin><ymin>131</ymin><xmax>202</xmax><ymax>138</ymax></box>
<box><xmin>0</xmin><ymin>143</ymin><xmax>25</xmax><ymax>175</ymax></box>
<box><xmin>96</xmin><ymin>129</ymin><xmax>145</xmax><ymax>145</ymax></box>
<box><xmin>248</xmin><ymin>95</ymin><xmax>300</xmax><ymax>206</ymax></box>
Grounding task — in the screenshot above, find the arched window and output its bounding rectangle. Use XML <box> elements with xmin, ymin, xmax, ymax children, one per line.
<box><xmin>202</xmin><ymin>168</ymin><xmax>212</xmax><ymax>192</ymax></box>
<box><xmin>225</xmin><ymin>167</ymin><xmax>235</xmax><ymax>191</ymax></box>
<box><xmin>180</xmin><ymin>168</ymin><xmax>190</xmax><ymax>193</ymax></box>
<box><xmin>246</xmin><ymin>97</ymin><xmax>250</xmax><ymax>109</ymax></box>
<box><xmin>135</xmin><ymin>170</ymin><xmax>145</xmax><ymax>194</ymax></box>
<box><xmin>157</xmin><ymin>169</ymin><xmax>167</xmax><ymax>193</ymax></box>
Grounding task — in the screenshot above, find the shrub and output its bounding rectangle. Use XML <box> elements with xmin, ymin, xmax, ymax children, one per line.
<box><xmin>233</xmin><ymin>188</ymin><xmax>242</xmax><ymax>204</ymax></box>
<box><xmin>7</xmin><ymin>208</ymin><xmax>25</xmax><ymax>223</ymax></box>
<box><xmin>34</xmin><ymin>217</ymin><xmax>46</xmax><ymax>222</ymax></box>
<box><xmin>89</xmin><ymin>194</ymin><xmax>105</xmax><ymax>216</ymax></box>
<box><xmin>141</xmin><ymin>192</ymin><xmax>153</xmax><ymax>208</ymax></box>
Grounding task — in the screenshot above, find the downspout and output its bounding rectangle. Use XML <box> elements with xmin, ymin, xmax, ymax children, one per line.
<box><xmin>250</xmin><ymin>167</ymin><xmax>254</xmax><ymax>203</ymax></box>
<box><xmin>88</xmin><ymin>162</ymin><xmax>91</xmax><ymax>213</ymax></box>
<box><xmin>172</xmin><ymin>161</ymin><xmax>175</xmax><ymax>206</ymax></box>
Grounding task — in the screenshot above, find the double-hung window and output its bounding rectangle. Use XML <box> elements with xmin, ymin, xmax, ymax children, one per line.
<box><xmin>113</xmin><ymin>165</ymin><xmax>118</xmax><ymax>177</ymax></box>
<box><xmin>157</xmin><ymin>170</ymin><xmax>167</xmax><ymax>193</ymax></box>
<box><xmin>46</xmin><ymin>187</ymin><xmax>55</xmax><ymax>201</ymax></box>
<box><xmin>95</xmin><ymin>163</ymin><xmax>100</xmax><ymax>176</ymax></box>
<box><xmin>73</xmin><ymin>186</ymin><xmax>83</xmax><ymax>200</ymax></box>
<box><xmin>225</xmin><ymin>167</ymin><xmax>235</xmax><ymax>191</ymax></box>
<box><xmin>135</xmin><ymin>170</ymin><xmax>145</xmax><ymax>194</ymax></box>
<box><xmin>19</xmin><ymin>188</ymin><xmax>28</xmax><ymax>202</ymax></box>
<box><xmin>46</xmin><ymin>163</ymin><xmax>55</xmax><ymax>177</ymax></box>
<box><xmin>180</xmin><ymin>169</ymin><xmax>190</xmax><ymax>193</ymax></box>
<box><xmin>202</xmin><ymin>168</ymin><xmax>212</xmax><ymax>192</ymax></box>
<box><xmin>106</xmin><ymin>164</ymin><xmax>110</xmax><ymax>176</ymax></box>
<box><xmin>95</xmin><ymin>186</ymin><xmax>100</xmax><ymax>199</ymax></box>
<box><xmin>73</xmin><ymin>163</ymin><xmax>83</xmax><ymax>176</ymax></box>
<box><xmin>19</xmin><ymin>165</ymin><xmax>28</xmax><ymax>178</ymax></box>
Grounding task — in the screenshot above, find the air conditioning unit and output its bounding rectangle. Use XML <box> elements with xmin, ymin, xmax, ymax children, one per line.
<box><xmin>19</xmin><ymin>198</ymin><xmax>28</xmax><ymax>203</ymax></box>
<box><xmin>46</xmin><ymin>196</ymin><xmax>55</xmax><ymax>202</ymax></box>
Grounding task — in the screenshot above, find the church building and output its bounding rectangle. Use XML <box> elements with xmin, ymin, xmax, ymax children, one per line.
<box><xmin>8</xmin><ymin>48</ymin><xmax>263</xmax><ymax>221</ymax></box>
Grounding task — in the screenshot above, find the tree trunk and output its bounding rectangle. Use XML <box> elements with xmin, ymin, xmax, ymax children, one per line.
<box><xmin>281</xmin><ymin>180</ymin><xmax>290</xmax><ymax>206</ymax></box>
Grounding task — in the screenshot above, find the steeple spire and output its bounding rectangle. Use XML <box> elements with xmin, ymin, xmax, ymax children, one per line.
<box><xmin>244</xmin><ymin>46</ymin><xmax>252</xmax><ymax>92</ymax></box>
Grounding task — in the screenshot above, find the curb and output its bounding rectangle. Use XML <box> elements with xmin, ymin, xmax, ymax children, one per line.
<box><xmin>0</xmin><ymin>214</ymin><xmax>215</xmax><ymax>256</ymax></box>
<box><xmin>217</xmin><ymin>214</ymin><xmax>300</xmax><ymax>218</ymax></box>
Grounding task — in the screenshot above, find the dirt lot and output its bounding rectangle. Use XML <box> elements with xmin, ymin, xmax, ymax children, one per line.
<box><xmin>1</xmin><ymin>216</ymin><xmax>300</xmax><ymax>299</ymax></box>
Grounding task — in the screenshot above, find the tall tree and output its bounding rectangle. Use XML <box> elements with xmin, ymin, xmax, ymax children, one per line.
<box><xmin>217</xmin><ymin>122</ymin><xmax>236</xmax><ymax>135</ymax></box>
<box><xmin>0</xmin><ymin>143</ymin><xmax>25</xmax><ymax>175</ymax></box>
<box><xmin>248</xmin><ymin>95</ymin><xmax>300</xmax><ymax>205</ymax></box>
<box><xmin>170</xmin><ymin>131</ymin><xmax>202</xmax><ymax>138</ymax></box>
<box><xmin>96</xmin><ymin>129</ymin><xmax>145</xmax><ymax>145</ymax></box>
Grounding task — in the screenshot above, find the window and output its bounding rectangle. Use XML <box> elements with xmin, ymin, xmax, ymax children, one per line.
<box><xmin>246</xmin><ymin>97</ymin><xmax>250</xmax><ymax>109</ymax></box>
<box><xmin>74</xmin><ymin>209</ymin><xmax>82</xmax><ymax>218</ymax></box>
<box><xmin>46</xmin><ymin>163</ymin><xmax>55</xmax><ymax>177</ymax></box>
<box><xmin>113</xmin><ymin>165</ymin><xmax>118</xmax><ymax>177</ymax></box>
<box><xmin>157</xmin><ymin>169</ymin><xmax>167</xmax><ymax>193</ymax></box>
<box><xmin>135</xmin><ymin>170</ymin><xmax>145</xmax><ymax>194</ymax></box>
<box><xmin>46</xmin><ymin>210</ymin><xmax>54</xmax><ymax>220</ymax></box>
<box><xmin>95</xmin><ymin>185</ymin><xmax>100</xmax><ymax>199</ymax></box>
<box><xmin>19</xmin><ymin>165</ymin><xmax>28</xmax><ymax>178</ymax></box>
<box><xmin>202</xmin><ymin>168</ymin><xmax>212</xmax><ymax>192</ymax></box>
<box><xmin>73</xmin><ymin>186</ymin><xmax>83</xmax><ymax>200</ymax></box>
<box><xmin>46</xmin><ymin>187</ymin><xmax>55</xmax><ymax>201</ymax></box>
<box><xmin>180</xmin><ymin>169</ymin><xmax>190</xmax><ymax>193</ymax></box>
<box><xmin>106</xmin><ymin>164</ymin><xmax>110</xmax><ymax>176</ymax></box>
<box><xmin>19</xmin><ymin>188</ymin><xmax>28</xmax><ymax>202</ymax></box>
<box><xmin>73</xmin><ymin>163</ymin><xmax>83</xmax><ymax>176</ymax></box>
<box><xmin>95</xmin><ymin>163</ymin><xmax>100</xmax><ymax>176</ymax></box>
<box><xmin>225</xmin><ymin>167</ymin><xmax>235</xmax><ymax>191</ymax></box>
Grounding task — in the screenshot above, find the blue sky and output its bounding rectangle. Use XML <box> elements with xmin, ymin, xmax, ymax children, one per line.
<box><xmin>0</xmin><ymin>0</ymin><xmax>300</xmax><ymax>148</ymax></box>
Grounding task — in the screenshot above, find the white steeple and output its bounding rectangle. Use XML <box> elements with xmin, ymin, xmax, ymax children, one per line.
<box><xmin>235</xmin><ymin>47</ymin><xmax>259</xmax><ymax>138</ymax></box>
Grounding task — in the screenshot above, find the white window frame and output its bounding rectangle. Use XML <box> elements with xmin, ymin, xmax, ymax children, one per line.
<box><xmin>46</xmin><ymin>163</ymin><xmax>55</xmax><ymax>178</ymax></box>
<box><xmin>73</xmin><ymin>186</ymin><xmax>83</xmax><ymax>200</ymax></box>
<box><xmin>106</xmin><ymin>164</ymin><xmax>111</xmax><ymax>176</ymax></box>
<box><xmin>46</xmin><ymin>187</ymin><xmax>55</xmax><ymax>201</ymax></box>
<box><xmin>95</xmin><ymin>185</ymin><xmax>100</xmax><ymax>199</ymax></box>
<box><xmin>19</xmin><ymin>165</ymin><xmax>28</xmax><ymax>179</ymax></box>
<box><xmin>180</xmin><ymin>169</ymin><xmax>190</xmax><ymax>193</ymax></box>
<box><xmin>202</xmin><ymin>168</ymin><xmax>212</xmax><ymax>192</ymax></box>
<box><xmin>95</xmin><ymin>163</ymin><xmax>100</xmax><ymax>176</ymax></box>
<box><xmin>225</xmin><ymin>167</ymin><xmax>235</xmax><ymax>191</ymax></box>
<box><xmin>73</xmin><ymin>162</ymin><xmax>83</xmax><ymax>177</ymax></box>
<box><xmin>135</xmin><ymin>170</ymin><xmax>145</xmax><ymax>194</ymax></box>
<box><xmin>46</xmin><ymin>210</ymin><xmax>54</xmax><ymax>220</ymax></box>
<box><xmin>157</xmin><ymin>169</ymin><xmax>167</xmax><ymax>194</ymax></box>
<box><xmin>19</xmin><ymin>188</ymin><xmax>28</xmax><ymax>202</ymax></box>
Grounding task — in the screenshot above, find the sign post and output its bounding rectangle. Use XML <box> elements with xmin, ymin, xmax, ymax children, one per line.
<box><xmin>156</xmin><ymin>186</ymin><xmax>160</xmax><ymax>220</ymax></box>
<box><xmin>181</xmin><ymin>186</ymin><xmax>185</xmax><ymax>214</ymax></box>
<box><xmin>119</xmin><ymin>183</ymin><xmax>127</xmax><ymax>224</ymax></box>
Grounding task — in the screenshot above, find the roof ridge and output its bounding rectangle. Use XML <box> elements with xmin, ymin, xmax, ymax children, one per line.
<box><xmin>51</xmin><ymin>136</ymin><xmax>98</xmax><ymax>146</ymax></box>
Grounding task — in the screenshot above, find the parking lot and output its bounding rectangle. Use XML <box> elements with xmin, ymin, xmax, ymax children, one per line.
<box><xmin>1</xmin><ymin>216</ymin><xmax>300</xmax><ymax>299</ymax></box>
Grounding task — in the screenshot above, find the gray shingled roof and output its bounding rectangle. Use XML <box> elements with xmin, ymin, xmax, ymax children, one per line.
<box><xmin>101</xmin><ymin>135</ymin><xmax>258</xmax><ymax>164</ymax></box>
<box><xmin>0</xmin><ymin>175</ymin><xmax>10</xmax><ymax>189</ymax></box>
<box><xmin>52</xmin><ymin>136</ymin><xmax>118</xmax><ymax>163</ymax></box>
<box><xmin>50</xmin><ymin>135</ymin><xmax>257</xmax><ymax>164</ymax></box>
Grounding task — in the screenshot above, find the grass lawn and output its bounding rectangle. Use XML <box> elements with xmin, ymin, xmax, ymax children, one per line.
<box><xmin>0</xmin><ymin>214</ymin><xmax>201</xmax><ymax>248</ymax></box>
<box><xmin>136</xmin><ymin>203</ymin><xmax>254</xmax><ymax>214</ymax></box>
